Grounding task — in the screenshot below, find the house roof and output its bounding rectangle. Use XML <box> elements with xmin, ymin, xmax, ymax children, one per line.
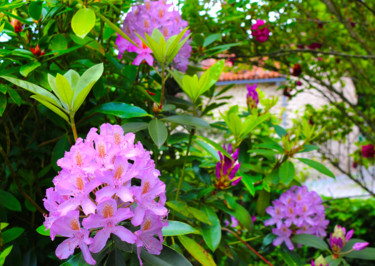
<box><xmin>202</xmin><ymin>57</ymin><xmax>284</xmax><ymax>83</ymax></box>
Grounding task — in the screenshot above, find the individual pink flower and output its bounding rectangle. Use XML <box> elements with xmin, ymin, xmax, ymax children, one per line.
<box><xmin>353</xmin><ymin>242</ymin><xmax>369</xmax><ymax>251</ymax></box>
<box><xmin>361</xmin><ymin>144</ymin><xmax>375</xmax><ymax>158</ymax></box>
<box><xmin>82</xmin><ymin>198</ymin><xmax>136</xmax><ymax>253</ymax></box>
<box><xmin>251</xmin><ymin>20</ymin><xmax>270</xmax><ymax>43</ymax></box>
<box><xmin>132</xmin><ymin>42</ymin><xmax>154</xmax><ymax>66</ymax></box>
<box><xmin>272</xmin><ymin>224</ymin><xmax>294</xmax><ymax>250</ymax></box>
<box><xmin>50</xmin><ymin>211</ymin><xmax>95</xmax><ymax>265</ymax></box>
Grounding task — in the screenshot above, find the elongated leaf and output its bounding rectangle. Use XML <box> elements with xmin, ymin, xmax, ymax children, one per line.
<box><xmin>178</xmin><ymin>236</ymin><xmax>216</xmax><ymax>266</ymax></box>
<box><xmin>7</xmin><ymin>88</ymin><xmax>22</xmax><ymax>106</ymax></box>
<box><xmin>195</xmin><ymin>140</ymin><xmax>220</xmax><ymax>161</ymax></box>
<box><xmin>148</xmin><ymin>119</ymin><xmax>168</xmax><ymax>148</ymax></box>
<box><xmin>279</xmin><ymin>161</ymin><xmax>295</xmax><ymax>185</ymax></box>
<box><xmin>298</xmin><ymin>144</ymin><xmax>320</xmax><ymax>153</ymax></box>
<box><xmin>71</xmin><ymin>8</ymin><xmax>96</xmax><ymax>38</ymax></box>
<box><xmin>291</xmin><ymin>234</ymin><xmax>329</xmax><ymax>250</ymax></box>
<box><xmin>280</xmin><ymin>245</ymin><xmax>302</xmax><ymax>266</ymax></box>
<box><xmin>3</xmin><ymin>227</ymin><xmax>24</xmax><ymax>244</ymax></box>
<box><xmin>0</xmin><ymin>190</ymin><xmax>21</xmax><ymax>212</ymax></box>
<box><xmin>344</xmin><ymin>247</ymin><xmax>375</xmax><ymax>260</ymax></box>
<box><xmin>28</xmin><ymin>1</ymin><xmax>43</xmax><ymax>21</ymax></box>
<box><xmin>197</xmin><ymin>135</ymin><xmax>232</xmax><ymax>159</ymax></box>
<box><xmin>224</xmin><ymin>195</ymin><xmax>254</xmax><ymax>232</ymax></box>
<box><xmin>36</xmin><ymin>225</ymin><xmax>50</xmax><ymax>236</ymax></box>
<box><xmin>122</xmin><ymin>122</ymin><xmax>148</xmax><ymax>133</ymax></box>
<box><xmin>203</xmin><ymin>33</ymin><xmax>221</xmax><ymax>47</ymax></box>
<box><xmin>0</xmin><ymin>76</ymin><xmax>61</xmax><ymax>106</ymax></box>
<box><xmin>20</xmin><ymin>62</ymin><xmax>41</xmax><ymax>77</ymax></box>
<box><xmin>141</xmin><ymin>245</ymin><xmax>192</xmax><ymax>266</ymax></box>
<box><xmin>297</xmin><ymin>158</ymin><xmax>335</xmax><ymax>178</ymax></box>
<box><xmin>55</xmin><ymin>74</ymin><xmax>73</xmax><ymax>107</ymax></box>
<box><xmin>97</xmin><ymin>102</ymin><xmax>148</xmax><ymax>119</ymax></box>
<box><xmin>162</xmin><ymin>221</ymin><xmax>199</xmax><ymax>236</ymax></box>
<box><xmin>163</xmin><ymin>115</ymin><xmax>210</xmax><ymax>128</ymax></box>
<box><xmin>31</xmin><ymin>95</ymin><xmax>69</xmax><ymax>122</ymax></box>
<box><xmin>0</xmin><ymin>94</ymin><xmax>6</xmax><ymax>116</ymax></box>
<box><xmin>0</xmin><ymin>245</ymin><xmax>13</xmax><ymax>266</ymax></box>
<box><xmin>241</xmin><ymin>173</ymin><xmax>255</xmax><ymax>196</ymax></box>
<box><xmin>197</xmin><ymin>60</ymin><xmax>224</xmax><ymax>97</ymax></box>
<box><xmin>201</xmin><ymin>206</ymin><xmax>221</xmax><ymax>252</ymax></box>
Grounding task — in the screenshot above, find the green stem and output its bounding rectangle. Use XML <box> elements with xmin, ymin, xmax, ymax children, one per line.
<box><xmin>160</xmin><ymin>64</ymin><xmax>166</xmax><ymax>109</ymax></box>
<box><xmin>175</xmin><ymin>129</ymin><xmax>195</xmax><ymax>201</ymax></box>
<box><xmin>70</xmin><ymin>114</ymin><xmax>78</xmax><ymax>142</ymax></box>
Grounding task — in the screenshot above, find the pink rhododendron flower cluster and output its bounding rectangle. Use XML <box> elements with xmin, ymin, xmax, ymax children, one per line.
<box><xmin>116</xmin><ymin>0</ymin><xmax>192</xmax><ymax>71</ymax></box>
<box><xmin>43</xmin><ymin>123</ymin><xmax>168</xmax><ymax>265</ymax></box>
<box><xmin>251</xmin><ymin>20</ymin><xmax>270</xmax><ymax>43</ymax></box>
<box><xmin>264</xmin><ymin>186</ymin><xmax>329</xmax><ymax>250</ymax></box>
<box><xmin>361</xmin><ymin>144</ymin><xmax>375</xmax><ymax>158</ymax></box>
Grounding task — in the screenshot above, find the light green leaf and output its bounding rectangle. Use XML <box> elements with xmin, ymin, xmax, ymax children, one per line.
<box><xmin>63</xmin><ymin>70</ymin><xmax>80</xmax><ymax>91</ymax></box>
<box><xmin>148</xmin><ymin>119</ymin><xmax>168</xmax><ymax>148</ymax></box>
<box><xmin>98</xmin><ymin>102</ymin><xmax>148</xmax><ymax>119</ymax></box>
<box><xmin>31</xmin><ymin>95</ymin><xmax>69</xmax><ymax>122</ymax></box>
<box><xmin>241</xmin><ymin>173</ymin><xmax>256</xmax><ymax>196</ymax></box>
<box><xmin>291</xmin><ymin>234</ymin><xmax>329</xmax><ymax>251</ymax></box>
<box><xmin>163</xmin><ymin>115</ymin><xmax>210</xmax><ymax>128</ymax></box>
<box><xmin>71</xmin><ymin>8</ymin><xmax>96</xmax><ymax>39</ymax></box>
<box><xmin>279</xmin><ymin>161</ymin><xmax>295</xmax><ymax>185</ymax></box>
<box><xmin>55</xmin><ymin>73</ymin><xmax>73</xmax><ymax>107</ymax></box>
<box><xmin>0</xmin><ymin>223</ymin><xmax>9</xmax><ymax>230</ymax></box>
<box><xmin>197</xmin><ymin>135</ymin><xmax>232</xmax><ymax>159</ymax></box>
<box><xmin>178</xmin><ymin>236</ymin><xmax>216</xmax><ymax>266</ymax></box>
<box><xmin>20</xmin><ymin>62</ymin><xmax>41</xmax><ymax>77</ymax></box>
<box><xmin>0</xmin><ymin>190</ymin><xmax>21</xmax><ymax>212</ymax></box>
<box><xmin>201</xmin><ymin>206</ymin><xmax>221</xmax><ymax>252</ymax></box>
<box><xmin>197</xmin><ymin>60</ymin><xmax>224</xmax><ymax>96</ymax></box>
<box><xmin>162</xmin><ymin>221</ymin><xmax>200</xmax><ymax>236</ymax></box>
<box><xmin>0</xmin><ymin>245</ymin><xmax>13</xmax><ymax>266</ymax></box>
<box><xmin>36</xmin><ymin>225</ymin><xmax>50</xmax><ymax>236</ymax></box>
<box><xmin>297</xmin><ymin>158</ymin><xmax>335</xmax><ymax>178</ymax></box>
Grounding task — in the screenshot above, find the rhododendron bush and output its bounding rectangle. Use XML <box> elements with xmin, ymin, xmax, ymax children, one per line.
<box><xmin>0</xmin><ymin>0</ymin><xmax>375</xmax><ymax>265</ymax></box>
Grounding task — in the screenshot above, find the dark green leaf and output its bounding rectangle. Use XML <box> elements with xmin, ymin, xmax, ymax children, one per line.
<box><xmin>162</xmin><ymin>221</ymin><xmax>199</xmax><ymax>236</ymax></box>
<box><xmin>7</xmin><ymin>88</ymin><xmax>22</xmax><ymax>106</ymax></box>
<box><xmin>0</xmin><ymin>189</ymin><xmax>21</xmax><ymax>212</ymax></box>
<box><xmin>141</xmin><ymin>245</ymin><xmax>192</xmax><ymax>266</ymax></box>
<box><xmin>256</xmin><ymin>189</ymin><xmax>270</xmax><ymax>217</ymax></box>
<box><xmin>291</xmin><ymin>234</ymin><xmax>329</xmax><ymax>250</ymax></box>
<box><xmin>20</xmin><ymin>62</ymin><xmax>41</xmax><ymax>77</ymax></box>
<box><xmin>148</xmin><ymin>119</ymin><xmax>168</xmax><ymax>148</ymax></box>
<box><xmin>280</xmin><ymin>244</ymin><xmax>302</xmax><ymax>266</ymax></box>
<box><xmin>28</xmin><ymin>1</ymin><xmax>43</xmax><ymax>21</ymax></box>
<box><xmin>3</xmin><ymin>227</ymin><xmax>24</xmax><ymax>244</ymax></box>
<box><xmin>201</xmin><ymin>206</ymin><xmax>221</xmax><ymax>252</ymax></box>
<box><xmin>274</xmin><ymin>125</ymin><xmax>287</xmax><ymax>137</ymax></box>
<box><xmin>279</xmin><ymin>161</ymin><xmax>295</xmax><ymax>185</ymax></box>
<box><xmin>203</xmin><ymin>33</ymin><xmax>221</xmax><ymax>47</ymax></box>
<box><xmin>344</xmin><ymin>247</ymin><xmax>375</xmax><ymax>260</ymax></box>
<box><xmin>223</xmin><ymin>195</ymin><xmax>254</xmax><ymax>232</ymax></box>
<box><xmin>52</xmin><ymin>135</ymin><xmax>69</xmax><ymax>171</ymax></box>
<box><xmin>298</xmin><ymin>144</ymin><xmax>320</xmax><ymax>153</ymax></box>
<box><xmin>122</xmin><ymin>122</ymin><xmax>148</xmax><ymax>133</ymax></box>
<box><xmin>0</xmin><ymin>93</ymin><xmax>7</xmax><ymax>116</ymax></box>
<box><xmin>97</xmin><ymin>102</ymin><xmax>149</xmax><ymax>119</ymax></box>
<box><xmin>163</xmin><ymin>115</ymin><xmax>210</xmax><ymax>128</ymax></box>
<box><xmin>297</xmin><ymin>158</ymin><xmax>335</xmax><ymax>178</ymax></box>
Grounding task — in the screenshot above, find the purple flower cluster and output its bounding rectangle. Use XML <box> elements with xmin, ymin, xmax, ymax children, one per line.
<box><xmin>264</xmin><ymin>186</ymin><xmax>329</xmax><ymax>250</ymax></box>
<box><xmin>251</xmin><ymin>20</ymin><xmax>270</xmax><ymax>43</ymax></box>
<box><xmin>246</xmin><ymin>83</ymin><xmax>259</xmax><ymax>109</ymax></box>
<box><xmin>116</xmin><ymin>0</ymin><xmax>192</xmax><ymax>71</ymax></box>
<box><xmin>329</xmin><ymin>225</ymin><xmax>369</xmax><ymax>255</ymax></box>
<box><xmin>43</xmin><ymin>124</ymin><xmax>168</xmax><ymax>265</ymax></box>
<box><xmin>215</xmin><ymin>144</ymin><xmax>241</xmax><ymax>189</ymax></box>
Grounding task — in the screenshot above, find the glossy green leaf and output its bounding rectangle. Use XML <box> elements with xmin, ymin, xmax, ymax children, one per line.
<box><xmin>122</xmin><ymin>122</ymin><xmax>148</xmax><ymax>133</ymax></box>
<box><xmin>7</xmin><ymin>88</ymin><xmax>22</xmax><ymax>106</ymax></box>
<box><xmin>201</xmin><ymin>206</ymin><xmax>221</xmax><ymax>252</ymax></box>
<box><xmin>195</xmin><ymin>140</ymin><xmax>220</xmax><ymax>161</ymax></box>
<box><xmin>31</xmin><ymin>95</ymin><xmax>69</xmax><ymax>122</ymax></box>
<box><xmin>28</xmin><ymin>1</ymin><xmax>43</xmax><ymax>21</ymax></box>
<box><xmin>178</xmin><ymin>236</ymin><xmax>216</xmax><ymax>266</ymax></box>
<box><xmin>241</xmin><ymin>173</ymin><xmax>255</xmax><ymax>196</ymax></box>
<box><xmin>344</xmin><ymin>247</ymin><xmax>375</xmax><ymax>260</ymax></box>
<box><xmin>141</xmin><ymin>245</ymin><xmax>192</xmax><ymax>266</ymax></box>
<box><xmin>291</xmin><ymin>234</ymin><xmax>329</xmax><ymax>250</ymax></box>
<box><xmin>36</xmin><ymin>225</ymin><xmax>50</xmax><ymax>236</ymax></box>
<box><xmin>0</xmin><ymin>189</ymin><xmax>21</xmax><ymax>212</ymax></box>
<box><xmin>97</xmin><ymin>102</ymin><xmax>148</xmax><ymax>119</ymax></box>
<box><xmin>20</xmin><ymin>62</ymin><xmax>41</xmax><ymax>77</ymax></box>
<box><xmin>162</xmin><ymin>221</ymin><xmax>199</xmax><ymax>236</ymax></box>
<box><xmin>148</xmin><ymin>119</ymin><xmax>168</xmax><ymax>148</ymax></box>
<box><xmin>0</xmin><ymin>93</ymin><xmax>6</xmax><ymax>116</ymax></box>
<box><xmin>3</xmin><ymin>227</ymin><xmax>24</xmax><ymax>244</ymax></box>
<box><xmin>279</xmin><ymin>161</ymin><xmax>295</xmax><ymax>185</ymax></box>
<box><xmin>55</xmin><ymin>74</ymin><xmax>73</xmax><ymax>107</ymax></box>
<box><xmin>197</xmin><ymin>135</ymin><xmax>232</xmax><ymax>159</ymax></box>
<box><xmin>163</xmin><ymin>115</ymin><xmax>210</xmax><ymax>128</ymax></box>
<box><xmin>0</xmin><ymin>245</ymin><xmax>13</xmax><ymax>266</ymax></box>
<box><xmin>71</xmin><ymin>8</ymin><xmax>96</xmax><ymax>39</ymax></box>
<box><xmin>224</xmin><ymin>195</ymin><xmax>254</xmax><ymax>232</ymax></box>
<box><xmin>297</xmin><ymin>158</ymin><xmax>335</xmax><ymax>178</ymax></box>
<box><xmin>166</xmin><ymin>201</ymin><xmax>211</xmax><ymax>225</ymax></box>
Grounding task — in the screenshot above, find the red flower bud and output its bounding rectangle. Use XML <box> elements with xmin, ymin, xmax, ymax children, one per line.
<box><xmin>11</xmin><ymin>18</ymin><xmax>23</xmax><ymax>33</ymax></box>
<box><xmin>30</xmin><ymin>44</ymin><xmax>45</xmax><ymax>57</ymax></box>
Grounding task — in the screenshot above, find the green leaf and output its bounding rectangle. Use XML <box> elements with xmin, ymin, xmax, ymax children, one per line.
<box><xmin>73</xmin><ymin>63</ymin><xmax>103</xmax><ymax>112</ymax></box>
<box><xmin>196</xmin><ymin>135</ymin><xmax>232</xmax><ymax>159</ymax></box>
<box><xmin>280</xmin><ymin>244</ymin><xmax>302</xmax><ymax>266</ymax></box>
<box><xmin>166</xmin><ymin>201</ymin><xmax>211</xmax><ymax>225</ymax></box>
<box><xmin>163</xmin><ymin>115</ymin><xmax>210</xmax><ymax>128</ymax></box>
<box><xmin>0</xmin><ymin>223</ymin><xmax>9</xmax><ymax>230</ymax></box>
<box><xmin>0</xmin><ymin>245</ymin><xmax>13</xmax><ymax>266</ymax></box>
<box><xmin>55</xmin><ymin>74</ymin><xmax>73</xmax><ymax>107</ymax></box>
<box><xmin>197</xmin><ymin>60</ymin><xmax>224</xmax><ymax>98</ymax></box>
<box><xmin>148</xmin><ymin>119</ymin><xmax>168</xmax><ymax>148</ymax></box>
<box><xmin>36</xmin><ymin>225</ymin><xmax>50</xmax><ymax>236</ymax></box>
<box><xmin>50</xmin><ymin>34</ymin><xmax>68</xmax><ymax>51</ymax></box>
<box><xmin>203</xmin><ymin>33</ymin><xmax>221</xmax><ymax>47</ymax></box>
<box><xmin>200</xmin><ymin>206</ymin><xmax>221</xmax><ymax>252</ymax></box>
<box><xmin>274</xmin><ymin>124</ymin><xmax>287</xmax><ymax>137</ymax></box>
<box><xmin>28</xmin><ymin>1</ymin><xmax>43</xmax><ymax>21</ymax></box>
<box><xmin>178</xmin><ymin>236</ymin><xmax>216</xmax><ymax>266</ymax></box>
<box><xmin>71</xmin><ymin>8</ymin><xmax>96</xmax><ymax>39</ymax></box>
<box><xmin>195</xmin><ymin>140</ymin><xmax>220</xmax><ymax>161</ymax></box>
<box><xmin>223</xmin><ymin>195</ymin><xmax>254</xmax><ymax>232</ymax></box>
<box><xmin>31</xmin><ymin>95</ymin><xmax>69</xmax><ymax>122</ymax></box>
<box><xmin>343</xmin><ymin>247</ymin><xmax>375</xmax><ymax>260</ymax></box>
<box><xmin>97</xmin><ymin>102</ymin><xmax>149</xmax><ymax>119</ymax></box>
<box><xmin>279</xmin><ymin>161</ymin><xmax>295</xmax><ymax>185</ymax></box>
<box><xmin>256</xmin><ymin>189</ymin><xmax>270</xmax><ymax>216</ymax></box>
<box><xmin>162</xmin><ymin>221</ymin><xmax>199</xmax><ymax>236</ymax></box>
<box><xmin>52</xmin><ymin>135</ymin><xmax>70</xmax><ymax>171</ymax></box>
<box><xmin>297</xmin><ymin>158</ymin><xmax>335</xmax><ymax>178</ymax></box>
<box><xmin>0</xmin><ymin>76</ymin><xmax>61</xmax><ymax>107</ymax></box>
<box><xmin>7</xmin><ymin>88</ymin><xmax>22</xmax><ymax>106</ymax></box>
<box><xmin>122</xmin><ymin>122</ymin><xmax>148</xmax><ymax>133</ymax></box>
<box><xmin>291</xmin><ymin>234</ymin><xmax>329</xmax><ymax>250</ymax></box>
<box><xmin>0</xmin><ymin>189</ymin><xmax>21</xmax><ymax>212</ymax></box>
<box><xmin>3</xmin><ymin>227</ymin><xmax>24</xmax><ymax>244</ymax></box>
<box><xmin>299</xmin><ymin>144</ymin><xmax>320</xmax><ymax>153</ymax></box>
<box><xmin>241</xmin><ymin>173</ymin><xmax>255</xmax><ymax>196</ymax></box>
<box><xmin>141</xmin><ymin>245</ymin><xmax>192</xmax><ymax>266</ymax></box>
<box><xmin>20</xmin><ymin>62</ymin><xmax>41</xmax><ymax>77</ymax></box>
<box><xmin>0</xmin><ymin>93</ymin><xmax>7</xmax><ymax>116</ymax></box>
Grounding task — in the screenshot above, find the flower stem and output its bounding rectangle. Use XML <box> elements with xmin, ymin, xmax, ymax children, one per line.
<box><xmin>222</xmin><ymin>227</ymin><xmax>274</xmax><ymax>266</ymax></box>
<box><xmin>159</xmin><ymin>64</ymin><xmax>166</xmax><ymax>109</ymax></box>
<box><xmin>70</xmin><ymin>114</ymin><xmax>78</xmax><ymax>142</ymax></box>
<box><xmin>175</xmin><ymin>129</ymin><xmax>195</xmax><ymax>201</ymax></box>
